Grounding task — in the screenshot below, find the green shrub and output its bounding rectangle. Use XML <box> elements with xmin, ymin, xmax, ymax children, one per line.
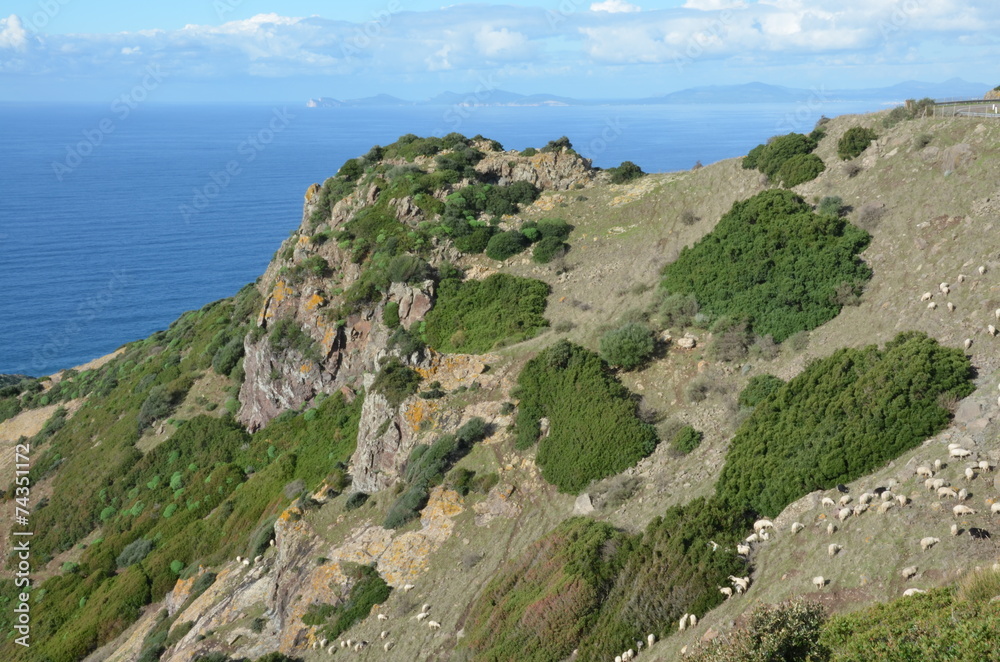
<box><xmin>313</xmin><ymin>564</ymin><xmax>391</xmax><ymax>642</ymax></box>
<box><xmin>660</xmin><ymin>189</ymin><xmax>871</xmax><ymax>342</ymax></box>
<box><xmin>169</xmin><ymin>560</ymin><xmax>185</xmax><ymax>575</ymax></box>
<box><xmin>514</xmin><ymin>341</ymin><xmax>658</xmax><ymax>493</ymax></box>
<box><xmin>268</xmin><ymin>318</ymin><xmax>320</xmax><ymax>362</ymax></box>
<box><xmin>717</xmin><ymin>331</ymin><xmax>973</xmax><ymax>516</ymax></box>
<box><xmin>686</xmin><ymin>601</ymin><xmax>829</xmax><ymax>662</ymax></box>
<box><xmin>137</xmin><ymin>385</ymin><xmax>186</xmax><ymax>433</ymax></box>
<box><xmin>485</xmin><ymin>230</ymin><xmax>530</xmax><ymax>261</ymax></box>
<box><xmin>191</xmin><ymin>572</ymin><xmax>217</xmax><ymax>596</ymax></box>
<box><xmin>246</xmin><ymin>516</ymin><xmax>276</xmax><ymax>559</ymax></box>
<box><xmin>599</xmin><ymin>323</ymin><xmax>655</xmax><ymax>370</ymax></box>
<box><xmin>738</xmin><ymin>374</ymin><xmax>785</xmax><ymax>408</ymax></box>
<box><xmin>750</xmin><ymin>133</ymin><xmax>818</xmax><ymax>179</ymax></box>
<box><xmin>818</xmin><ymin>196</ymin><xmax>844</xmax><ymax>217</ymax></box>
<box><xmin>776</xmin><ymin>153</ymin><xmax>825</xmax><ymax>187</ymax></box>
<box><xmin>423</xmin><ymin>274</ymin><xmax>550</xmax><ymax>353</ymax></box>
<box><xmin>671</xmin><ymin>426</ymin><xmax>703</xmax><ymax>454</ymax></box>
<box><xmin>532</xmin><ymin>236</ymin><xmax>568</xmax><ymax>264</ymax></box>
<box><xmin>344</xmin><ymin>492</ymin><xmax>369</xmax><ymax>510</ymax></box>
<box><xmin>370</xmin><ymin>359</ymin><xmax>421</xmax><ymax>408</ymax></box>
<box><xmin>453</xmin><ymin>225</ymin><xmax>495</xmax><ymax>254</ymax></box>
<box><xmin>116</xmin><ymin>539</ymin><xmax>154</xmax><ymax>568</ymax></box>
<box><xmin>386</xmin><ymin>254</ymin><xmax>432</xmax><ymax>284</ymax></box>
<box><xmin>607</xmin><ymin>160</ymin><xmax>645</xmax><ymax>184</ymax></box>
<box><xmin>521</xmin><ymin>147</ymin><xmax>538</xmax><ymax>156</ymax></box>
<box><xmin>837</xmin><ymin>127</ymin><xmax>878</xmax><ymax>160</ymax></box>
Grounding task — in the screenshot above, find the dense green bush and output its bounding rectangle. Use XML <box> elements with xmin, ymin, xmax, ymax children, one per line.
<box><xmin>738</xmin><ymin>374</ymin><xmax>785</xmax><ymax>408</ymax></box>
<box><xmin>386</xmin><ymin>254</ymin><xmax>432</xmax><ymax>284</ymax></box>
<box><xmin>717</xmin><ymin>332</ymin><xmax>973</xmax><ymax>516</ymax></box>
<box><xmin>660</xmin><ymin>190</ymin><xmax>872</xmax><ymax>342</ymax></box>
<box><xmin>116</xmin><ymin>539</ymin><xmax>154</xmax><ymax>568</ymax></box>
<box><xmin>308</xmin><ymin>563</ymin><xmax>391</xmax><ymax>642</ymax></box>
<box><xmin>818</xmin><ymin>196</ymin><xmax>845</xmax><ymax>217</ymax></box>
<box><xmin>744</xmin><ymin>133</ymin><xmax>818</xmax><ymax>180</ymax></box>
<box><xmin>515</xmin><ymin>341</ymin><xmax>658</xmax><ymax>493</ymax></box>
<box><xmin>532</xmin><ymin>236</ymin><xmax>568</xmax><ymax>264</ymax></box>
<box><xmin>686</xmin><ymin>601</ymin><xmax>830</xmax><ymax>662</ymax></box>
<box><xmin>671</xmin><ymin>425</ymin><xmax>703</xmax><ymax>454</ymax></box>
<box><xmin>137</xmin><ymin>384</ymin><xmax>188</xmax><ymax>433</ymax></box>
<box><xmin>776</xmin><ymin>153</ymin><xmax>825</xmax><ymax>187</ymax></box>
<box><xmin>383</xmin><ymin>301</ymin><xmax>400</xmax><ymax>329</ymax></box>
<box><xmin>370</xmin><ymin>359</ymin><xmax>422</xmax><ymax>408</ymax></box>
<box><xmin>837</xmin><ymin>127</ymin><xmax>878</xmax><ymax>160</ymax></box>
<box><xmin>599</xmin><ymin>323</ymin><xmax>655</xmax><ymax>370</ymax></box>
<box><xmin>485</xmin><ymin>230</ymin><xmax>530</xmax><ymax>261</ymax></box>
<box><xmin>607</xmin><ymin>160</ymin><xmax>645</xmax><ymax>184</ymax></box>
<box><xmin>423</xmin><ymin>273</ymin><xmax>549</xmax><ymax>353</ymax></box>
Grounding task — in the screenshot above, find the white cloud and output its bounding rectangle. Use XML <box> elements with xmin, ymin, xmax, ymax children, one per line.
<box><xmin>0</xmin><ymin>14</ymin><xmax>29</xmax><ymax>51</ymax></box>
<box><xmin>590</xmin><ymin>1</ymin><xmax>642</xmax><ymax>14</ymax></box>
<box><xmin>121</xmin><ymin>46</ymin><xmax>141</xmax><ymax>55</ymax></box>
<box><xmin>683</xmin><ymin>0</ymin><xmax>748</xmax><ymax>10</ymax></box>
<box><xmin>475</xmin><ymin>26</ymin><xmax>529</xmax><ymax>57</ymax></box>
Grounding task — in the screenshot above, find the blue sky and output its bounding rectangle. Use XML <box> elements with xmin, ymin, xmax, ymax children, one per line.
<box><xmin>2</xmin><ymin>0</ymin><xmax>997</xmax><ymax>102</ymax></box>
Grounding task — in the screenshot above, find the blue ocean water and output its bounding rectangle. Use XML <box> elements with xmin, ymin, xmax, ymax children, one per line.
<box><xmin>0</xmin><ymin>100</ymin><xmax>881</xmax><ymax>376</ymax></box>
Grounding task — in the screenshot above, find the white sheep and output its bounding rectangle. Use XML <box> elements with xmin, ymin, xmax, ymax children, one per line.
<box><xmin>951</xmin><ymin>524</ymin><xmax>959</xmax><ymax>536</ymax></box>
<box><xmin>934</xmin><ymin>459</ymin><xmax>942</xmax><ymax>472</ymax></box>
<box><xmin>827</xmin><ymin>522</ymin><xmax>836</xmax><ymax>535</ymax></box>
<box><xmin>319</xmin><ymin>638</ymin><xmax>327</xmax><ymax>648</ymax></box>
<box><xmin>838</xmin><ymin>495</ymin><xmax>853</xmax><ymax>507</ymax></box>
<box><xmin>920</xmin><ymin>537</ymin><xmax>940</xmax><ymax>551</ymax></box>
<box><xmin>990</xmin><ymin>502</ymin><xmax>1000</xmax><ymax>515</ymax></box>
<box><xmin>920</xmin><ymin>292</ymin><xmax>933</xmax><ymax>301</ymax></box>
<box><xmin>745</xmin><ymin>533</ymin><xmax>760</xmax><ymax>544</ymax></box>
<box><xmin>953</xmin><ymin>505</ymin><xmax>976</xmax><ymax>517</ymax></box>
<box><xmin>828</xmin><ymin>543</ymin><xmax>842</xmax><ymax>557</ymax></box>
<box><xmin>947</xmin><ymin>302</ymin><xmax>956</xmax><ymax>312</ymax></box>
<box><xmin>924</xmin><ymin>478</ymin><xmax>937</xmax><ymax>491</ymax></box>
<box><xmin>938</xmin><ymin>486</ymin><xmax>958</xmax><ymax>499</ymax></box>
<box><xmin>931</xmin><ymin>478</ymin><xmax>948</xmax><ymax>490</ymax></box>
<box><xmin>940</xmin><ymin>282</ymin><xmax>950</xmax><ymax>293</ymax></box>
<box><xmin>242</xmin><ymin>558</ymin><xmax>250</xmax><ymax>566</ymax></box>
<box><xmin>979</xmin><ymin>460</ymin><xmax>991</xmax><ymax>472</ymax></box>
<box><xmin>403</xmin><ymin>584</ymin><xmax>415</xmax><ymax>592</ymax></box>
<box><xmin>384</xmin><ymin>641</ymin><xmax>393</xmax><ymax>652</ymax></box>
<box><xmin>236</xmin><ymin>556</ymin><xmax>242</xmax><ymax>563</ymax></box>
<box><xmin>719</xmin><ymin>586</ymin><xmax>733</xmax><ymax>598</ymax></box>
<box><xmin>950</xmin><ymin>448</ymin><xmax>972</xmax><ymax>459</ymax></box>
<box><xmin>859</xmin><ymin>492</ymin><xmax>874</xmax><ymax>504</ymax></box>
<box><xmin>903</xmin><ymin>588</ymin><xmax>926</xmax><ymax>596</ymax></box>
<box><xmin>838</xmin><ymin>507</ymin><xmax>852</xmax><ymax>522</ymax></box>
<box><xmin>878</xmin><ymin>501</ymin><xmax>895</xmax><ymax>514</ymax></box>
<box><xmin>753</xmin><ymin>519</ymin><xmax>775</xmax><ymax>532</ymax></box>
<box><xmin>901</xmin><ymin>566</ymin><xmax>918</xmax><ymax>579</ymax></box>
<box><xmin>964</xmin><ymin>338</ymin><xmax>973</xmax><ymax>350</ymax></box>
<box><xmin>928</xmin><ymin>302</ymin><xmax>938</xmax><ymax>310</ymax></box>
<box><xmin>729</xmin><ymin>575</ymin><xmax>750</xmax><ymax>593</ymax></box>
<box><xmin>896</xmin><ymin>494</ymin><xmax>909</xmax><ymax>506</ymax></box>
<box><xmin>340</xmin><ymin>640</ymin><xmax>348</xmax><ymax>649</ymax></box>
<box><xmin>615</xmin><ymin>656</ymin><xmax>622</xmax><ymax>662</ymax></box>
<box><xmin>965</xmin><ymin>467</ymin><xmax>977</xmax><ymax>481</ymax></box>
<box><xmin>957</xmin><ymin>274</ymin><xmax>966</xmax><ymax>283</ymax></box>
<box><xmin>416</xmin><ymin>612</ymin><xmax>429</xmax><ymax>622</ymax></box>
<box><xmin>791</xmin><ymin>522</ymin><xmax>805</xmax><ymax>534</ymax></box>
<box><xmin>380</xmin><ymin>630</ymin><xmax>389</xmax><ymax>639</ymax></box>
<box><xmin>958</xmin><ymin>488</ymin><xmax>969</xmax><ymax>501</ymax></box>
<box><xmin>979</xmin><ymin>266</ymin><xmax>987</xmax><ymax>275</ymax></box>
<box><xmin>853</xmin><ymin>503</ymin><xmax>869</xmax><ymax>516</ymax></box>
<box><xmin>689</xmin><ymin>615</ymin><xmax>698</xmax><ymax>627</ymax></box>
<box><xmin>759</xmin><ymin>530</ymin><xmax>771</xmax><ymax>541</ymax></box>
<box><xmin>254</xmin><ymin>555</ymin><xmax>262</xmax><ymax>564</ymax></box>
<box><xmin>737</xmin><ymin>543</ymin><xmax>752</xmax><ymax>556</ymax></box>
<box><xmin>995</xmin><ymin>308</ymin><xmax>1000</xmax><ymax>321</ymax></box>
<box><xmin>377</xmin><ymin>613</ymin><xmax>389</xmax><ymax>621</ymax></box>
<box><xmin>821</xmin><ymin>496</ymin><xmax>836</xmax><ymax>507</ymax></box>
<box><xmin>427</xmin><ymin>620</ymin><xmax>441</xmax><ymax>630</ymax></box>
<box><xmin>422</xmin><ymin>603</ymin><xmax>431</xmax><ymax>613</ymax></box>
<box><xmin>327</xmin><ymin>645</ymin><xmax>335</xmax><ymax>656</ymax></box>
<box><xmin>679</xmin><ymin>614</ymin><xmax>688</xmax><ymax>631</ymax></box>
<box><xmin>880</xmin><ymin>491</ymin><xmax>895</xmax><ymax>502</ymax></box>
<box><xmin>915</xmin><ymin>465</ymin><xmax>934</xmax><ymax>478</ymax></box>
<box><xmin>648</xmin><ymin>633</ymin><xmax>656</xmax><ymax>646</ymax></box>
<box><xmin>812</xmin><ymin>576</ymin><xmax>826</xmax><ymax>589</ymax></box>
<box><xmin>990</xmin><ymin>325</ymin><xmax>998</xmax><ymax>337</ymax></box>
<box><xmin>269</xmin><ymin>539</ymin><xmax>275</xmax><ymax>547</ymax></box>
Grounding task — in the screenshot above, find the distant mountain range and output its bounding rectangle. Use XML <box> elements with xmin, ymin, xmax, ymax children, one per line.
<box><xmin>307</xmin><ymin>78</ymin><xmax>990</xmax><ymax>108</ymax></box>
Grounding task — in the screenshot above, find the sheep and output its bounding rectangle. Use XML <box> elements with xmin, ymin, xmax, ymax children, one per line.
<box><xmin>938</xmin><ymin>486</ymin><xmax>958</xmax><ymax>499</ymax></box>
<box><xmin>719</xmin><ymin>586</ymin><xmax>733</xmax><ymax>598</ymax></box>
<box><xmin>403</xmin><ymin>584</ymin><xmax>415</xmax><ymax>592</ymax></box>
<box><xmin>859</xmin><ymin>492</ymin><xmax>874</xmax><ymax>505</ymax></box>
<box><xmin>964</xmin><ymin>338</ymin><xmax>973</xmax><ymax>350</ymax></box>
<box><xmin>931</xmin><ymin>478</ymin><xmax>948</xmax><ymax>490</ymax></box>
<box><xmin>791</xmin><ymin>522</ymin><xmax>805</xmax><ymax>534</ymax></box>
<box><xmin>953</xmin><ymin>505</ymin><xmax>976</xmax><ymax>517</ymax></box>
<box><xmin>979</xmin><ymin>265</ymin><xmax>988</xmax><ymax>275</ymax></box>
<box><xmin>236</xmin><ymin>556</ymin><xmax>242</xmax><ymax>563</ymax></box>
<box><xmin>812</xmin><ymin>576</ymin><xmax>826</xmax><ymax>589</ymax></box>
<box><xmin>915</xmin><ymin>465</ymin><xmax>934</xmax><ymax>479</ymax></box>
<box><xmin>327</xmin><ymin>645</ymin><xmax>336</xmax><ymax>656</ymax></box>
<box><xmin>838</xmin><ymin>507</ymin><xmax>852</xmax><ymax>522</ymax></box>
<box><xmin>827</xmin><ymin>523</ymin><xmax>837</xmax><ymax>535</ymax></box>
<box><xmin>957</xmin><ymin>274</ymin><xmax>967</xmax><ymax>283</ymax></box>
<box><xmin>920</xmin><ymin>537</ymin><xmax>940</xmax><ymax>551</ymax></box>
<box><xmin>384</xmin><ymin>641</ymin><xmax>393</xmax><ymax>652</ymax></box>
<box><xmin>965</xmin><ymin>467</ymin><xmax>977</xmax><ymax>481</ymax></box>
<box><xmin>689</xmin><ymin>615</ymin><xmax>698</xmax><ymax>627</ymax></box>
<box><xmin>838</xmin><ymin>494</ymin><xmax>853</xmax><ymax>507</ymax></box>
<box><xmin>729</xmin><ymin>575</ymin><xmax>750</xmax><ymax>593</ymax></box>
<box><xmin>991</xmin><ymin>502</ymin><xmax>1000</xmax><ymax>515</ymax></box>
<box><xmin>745</xmin><ymin>533</ymin><xmax>760</xmax><ymax>544</ymax></box>
<box><xmin>979</xmin><ymin>460</ymin><xmax>991</xmax><ymax>472</ymax></box>
<box><xmin>880</xmin><ymin>491</ymin><xmax>895</xmax><ymax>502</ymax></box>
<box><xmin>679</xmin><ymin>614</ymin><xmax>688</xmax><ymax>631</ymax></box>
<box><xmin>319</xmin><ymin>638</ymin><xmax>328</xmax><ymax>648</ymax></box>
<box><xmin>753</xmin><ymin>519</ymin><xmax>775</xmax><ymax>532</ymax></box>
<box><xmin>896</xmin><ymin>494</ymin><xmax>909</xmax><ymax>506</ymax></box>
<box><xmin>958</xmin><ymin>488</ymin><xmax>969</xmax><ymax>501</ymax></box>
<box><xmin>707</xmin><ymin>540</ymin><xmax>720</xmax><ymax>551</ymax></box>
<box><xmin>254</xmin><ymin>555</ymin><xmax>263</xmax><ymax>564</ymax></box>
<box><xmin>427</xmin><ymin>620</ymin><xmax>441</xmax><ymax>630</ymax></box>
<box><xmin>242</xmin><ymin>558</ymin><xmax>250</xmax><ymax>566</ymax></box>
<box><xmin>416</xmin><ymin>612</ymin><xmax>429</xmax><ymax>622</ymax></box>
<box><xmin>648</xmin><ymin>633</ymin><xmax>656</xmax><ymax>646</ymax></box>
<box><xmin>379</xmin><ymin>630</ymin><xmax>389</xmax><ymax>640</ymax></box>
<box><xmin>737</xmin><ymin>543</ymin><xmax>752</xmax><ymax>556</ymax></box>
<box><xmin>950</xmin><ymin>448</ymin><xmax>972</xmax><ymax>459</ymax></box>
<box><xmin>340</xmin><ymin>640</ymin><xmax>348</xmax><ymax>649</ymax></box>
<box><xmin>853</xmin><ymin>503</ymin><xmax>869</xmax><ymax>516</ymax></box>
<box><xmin>996</xmin><ymin>308</ymin><xmax>1000</xmax><ymax>321</ymax></box>
<box><xmin>353</xmin><ymin>641</ymin><xmax>367</xmax><ymax>652</ymax></box>
<box><xmin>904</xmin><ymin>588</ymin><xmax>926</xmax><ymax>596</ymax></box>
<box><xmin>947</xmin><ymin>302</ymin><xmax>956</xmax><ymax>312</ymax></box>
<box><xmin>878</xmin><ymin>501</ymin><xmax>895</xmax><ymax>514</ymax></box>
<box><xmin>828</xmin><ymin>543</ymin><xmax>842</xmax><ymax>557</ymax></box>
<box><xmin>759</xmin><ymin>530</ymin><xmax>771</xmax><ymax>541</ymax></box>
<box><xmin>924</xmin><ymin>478</ymin><xmax>937</xmax><ymax>491</ymax></box>
<box><xmin>990</xmin><ymin>325</ymin><xmax>998</xmax><ymax>337</ymax></box>
<box><xmin>821</xmin><ymin>496</ymin><xmax>836</xmax><ymax>507</ymax></box>
<box><xmin>928</xmin><ymin>302</ymin><xmax>938</xmax><ymax>310</ymax></box>
<box><xmin>940</xmin><ymin>282</ymin><xmax>950</xmax><ymax>293</ymax></box>
<box><xmin>934</xmin><ymin>459</ymin><xmax>942</xmax><ymax>472</ymax></box>
<box><xmin>951</xmin><ymin>524</ymin><xmax>960</xmax><ymax>536</ymax></box>
<box><xmin>920</xmin><ymin>292</ymin><xmax>933</xmax><ymax>301</ymax></box>
<box><xmin>969</xmin><ymin>527</ymin><xmax>992</xmax><ymax>540</ymax></box>
<box><xmin>377</xmin><ymin>613</ymin><xmax>389</xmax><ymax>621</ymax></box>
<box><xmin>615</xmin><ymin>656</ymin><xmax>623</xmax><ymax>662</ymax></box>
<box><xmin>901</xmin><ymin>566</ymin><xmax>918</xmax><ymax>579</ymax></box>
<box><xmin>269</xmin><ymin>539</ymin><xmax>275</xmax><ymax>547</ymax></box>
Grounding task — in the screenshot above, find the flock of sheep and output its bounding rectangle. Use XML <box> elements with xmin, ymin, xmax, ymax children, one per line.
<box><xmin>919</xmin><ymin>267</ymin><xmax>1000</xmax><ymax>356</ymax></box>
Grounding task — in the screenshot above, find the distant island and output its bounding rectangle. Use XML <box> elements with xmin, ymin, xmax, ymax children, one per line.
<box><xmin>307</xmin><ymin>78</ymin><xmax>990</xmax><ymax>108</ymax></box>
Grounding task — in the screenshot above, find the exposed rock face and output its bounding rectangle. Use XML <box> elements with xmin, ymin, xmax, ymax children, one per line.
<box><xmin>475</xmin><ymin>149</ymin><xmax>595</xmax><ymax>190</ymax></box>
<box><xmin>350</xmin><ymin>382</ymin><xmax>415</xmax><ymax>494</ymax></box>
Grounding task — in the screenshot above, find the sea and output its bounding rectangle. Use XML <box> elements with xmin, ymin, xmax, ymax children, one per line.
<box><xmin>0</xmin><ymin>100</ymin><xmax>884</xmax><ymax>376</ymax></box>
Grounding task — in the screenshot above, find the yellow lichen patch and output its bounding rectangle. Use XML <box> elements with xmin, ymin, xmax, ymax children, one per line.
<box><xmin>297</xmin><ymin>235</ymin><xmax>311</xmax><ymax>249</ymax></box>
<box><xmin>305</xmin><ymin>183</ymin><xmax>320</xmax><ymax>203</ymax></box>
<box><xmin>403</xmin><ymin>399</ymin><xmax>440</xmax><ymax>433</ymax></box>
<box><xmin>271</xmin><ymin>280</ymin><xmax>294</xmax><ymax>304</ymax></box>
<box><xmin>299</xmin><ymin>363</ymin><xmax>312</xmax><ymax>374</ymax></box>
<box><xmin>320</xmin><ymin>323</ymin><xmax>338</xmax><ymax>356</ymax></box>
<box><xmin>306</xmin><ymin>292</ymin><xmax>326</xmax><ymax>311</ymax></box>
<box><xmin>278</xmin><ymin>506</ymin><xmax>303</xmax><ymax>523</ymax></box>
<box><xmin>413</xmin><ymin>352</ymin><xmax>495</xmax><ymax>391</ymax></box>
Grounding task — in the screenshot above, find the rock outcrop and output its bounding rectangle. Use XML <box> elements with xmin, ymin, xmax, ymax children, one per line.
<box><xmin>475</xmin><ymin>148</ymin><xmax>595</xmax><ymax>190</ymax></box>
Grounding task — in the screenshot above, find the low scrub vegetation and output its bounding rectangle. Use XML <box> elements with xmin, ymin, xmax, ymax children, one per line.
<box><xmin>837</xmin><ymin>126</ymin><xmax>878</xmax><ymax>160</ymax></box>
<box><xmin>743</xmin><ymin>132</ymin><xmax>823</xmax><ymax>186</ymax></box>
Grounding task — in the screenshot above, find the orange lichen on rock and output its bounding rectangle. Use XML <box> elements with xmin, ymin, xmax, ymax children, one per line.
<box><xmin>271</xmin><ymin>280</ymin><xmax>294</xmax><ymax>304</ymax></box>
<box><xmin>305</xmin><ymin>292</ymin><xmax>325</xmax><ymax>311</ymax></box>
<box><xmin>403</xmin><ymin>399</ymin><xmax>440</xmax><ymax>433</ymax></box>
<box><xmin>305</xmin><ymin>183</ymin><xmax>320</xmax><ymax>203</ymax></box>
